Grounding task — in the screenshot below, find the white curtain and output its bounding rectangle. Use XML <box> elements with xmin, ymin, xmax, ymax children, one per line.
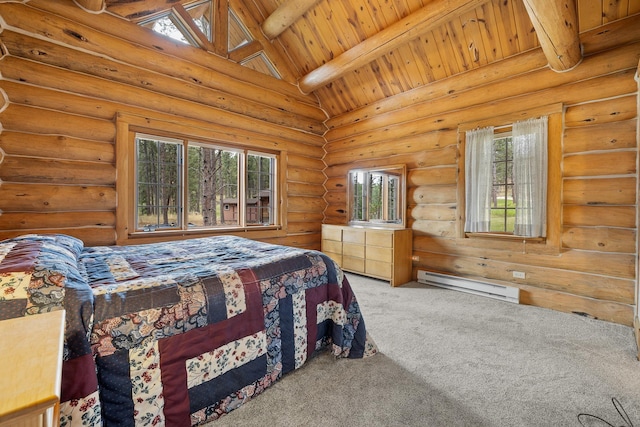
<box><xmin>464</xmin><ymin>126</ymin><xmax>494</xmax><ymax>232</ymax></box>
<box><xmin>512</xmin><ymin>116</ymin><xmax>548</xmax><ymax>237</ymax></box>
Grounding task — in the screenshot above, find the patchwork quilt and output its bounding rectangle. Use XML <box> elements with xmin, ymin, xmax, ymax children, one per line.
<box><xmin>0</xmin><ymin>234</ymin><xmax>377</xmax><ymax>426</ymax></box>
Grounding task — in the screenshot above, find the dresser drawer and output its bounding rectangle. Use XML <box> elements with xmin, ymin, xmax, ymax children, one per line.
<box><xmin>366</xmin><ymin>230</ymin><xmax>393</xmax><ymax>247</ymax></box>
<box><xmin>343</xmin><ymin>228</ymin><xmax>365</xmax><ymax>244</ymax></box>
<box><xmin>322</xmin><ymin>225</ymin><xmax>343</xmax><ymax>241</ymax></box>
<box><xmin>343</xmin><ymin>242</ymin><xmax>365</xmax><ymax>258</ymax></box>
<box><xmin>323</xmin><ymin>251</ymin><xmax>342</xmax><ymax>266</ymax></box>
<box><xmin>365</xmin><ymin>246</ymin><xmax>393</xmax><ymax>263</ymax></box>
<box><xmin>366</xmin><ymin>260</ymin><xmax>392</xmax><ymax>279</ymax></box>
<box><xmin>343</xmin><ymin>256</ymin><xmax>365</xmax><ymax>273</ymax></box>
<box><xmin>322</xmin><ymin>239</ymin><xmax>342</xmax><ymax>254</ymax></box>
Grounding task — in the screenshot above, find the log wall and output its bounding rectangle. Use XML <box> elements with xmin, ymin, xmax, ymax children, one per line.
<box><xmin>0</xmin><ymin>0</ymin><xmax>327</xmax><ymax>248</ymax></box>
<box><xmin>324</xmin><ymin>15</ymin><xmax>640</xmax><ymax>326</ymax></box>
<box><xmin>0</xmin><ymin>1</ymin><xmax>639</xmax><ymax>327</ymax></box>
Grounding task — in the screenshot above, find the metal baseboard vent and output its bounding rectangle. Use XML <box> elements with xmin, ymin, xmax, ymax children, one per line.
<box><xmin>417</xmin><ymin>270</ymin><xmax>520</xmax><ymax>304</ymax></box>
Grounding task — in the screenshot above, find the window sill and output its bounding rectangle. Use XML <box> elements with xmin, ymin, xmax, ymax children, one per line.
<box><xmin>348</xmin><ymin>222</ymin><xmax>407</xmax><ymax>229</ymax></box>
<box><xmin>118</xmin><ymin>226</ymin><xmax>285</xmax><ymax>245</ymax></box>
<box><xmin>463</xmin><ymin>232</ymin><xmax>562</xmax><ymax>256</ymax></box>
<box><xmin>465</xmin><ymin>232</ymin><xmax>545</xmax><ymax>244</ymax></box>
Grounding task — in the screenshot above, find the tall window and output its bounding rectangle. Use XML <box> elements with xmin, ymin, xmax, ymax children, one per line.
<box><xmin>491</xmin><ymin>132</ymin><xmax>514</xmax><ymax>233</ymax></box>
<box><xmin>464</xmin><ymin>116</ymin><xmax>548</xmax><ymax>238</ymax></box>
<box><xmin>135</xmin><ymin>133</ymin><xmax>277</xmax><ymax>232</ymax></box>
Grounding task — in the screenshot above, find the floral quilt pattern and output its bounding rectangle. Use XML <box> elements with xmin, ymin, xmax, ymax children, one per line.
<box><xmin>0</xmin><ymin>234</ymin><xmax>377</xmax><ymax>426</ymax></box>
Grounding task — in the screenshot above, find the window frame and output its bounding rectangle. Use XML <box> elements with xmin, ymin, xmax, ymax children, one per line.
<box><xmin>490</xmin><ymin>128</ymin><xmax>515</xmax><ymax>234</ymax></box>
<box><xmin>116</xmin><ymin>113</ymin><xmax>287</xmax><ymax>244</ymax></box>
<box><xmin>457</xmin><ymin>104</ymin><xmax>562</xmax><ymax>255</ymax></box>
<box><xmin>347</xmin><ymin>164</ymin><xmax>407</xmax><ymax>229</ymax></box>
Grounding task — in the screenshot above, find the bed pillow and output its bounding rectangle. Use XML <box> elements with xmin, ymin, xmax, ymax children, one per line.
<box><xmin>0</xmin><ymin>233</ymin><xmax>87</xmax><ymax>319</ymax></box>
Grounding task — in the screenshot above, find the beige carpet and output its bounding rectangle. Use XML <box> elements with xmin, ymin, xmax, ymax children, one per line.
<box><xmin>208</xmin><ymin>273</ymin><xmax>640</xmax><ymax>426</ymax></box>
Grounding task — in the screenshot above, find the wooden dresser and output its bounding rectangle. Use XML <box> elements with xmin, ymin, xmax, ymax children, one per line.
<box><xmin>0</xmin><ymin>310</ymin><xmax>65</xmax><ymax>427</ymax></box>
<box><xmin>322</xmin><ymin>224</ymin><xmax>412</xmax><ymax>287</ymax></box>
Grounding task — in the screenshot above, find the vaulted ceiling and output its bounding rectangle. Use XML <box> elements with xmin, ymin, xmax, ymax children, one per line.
<box><xmin>76</xmin><ymin>0</ymin><xmax>639</xmax><ymax>117</ymax></box>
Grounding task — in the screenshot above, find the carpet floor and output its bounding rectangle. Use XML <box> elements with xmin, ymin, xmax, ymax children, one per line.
<box><xmin>208</xmin><ymin>273</ymin><xmax>640</xmax><ymax>426</ymax></box>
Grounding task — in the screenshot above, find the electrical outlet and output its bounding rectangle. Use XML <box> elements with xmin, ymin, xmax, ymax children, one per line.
<box><xmin>512</xmin><ymin>271</ymin><xmax>526</xmax><ymax>279</ymax></box>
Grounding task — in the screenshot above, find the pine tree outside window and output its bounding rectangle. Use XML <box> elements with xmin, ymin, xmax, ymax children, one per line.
<box><xmin>135</xmin><ymin>133</ymin><xmax>278</xmax><ymax>232</ymax></box>
<box><xmin>464</xmin><ymin>116</ymin><xmax>548</xmax><ymax>238</ymax></box>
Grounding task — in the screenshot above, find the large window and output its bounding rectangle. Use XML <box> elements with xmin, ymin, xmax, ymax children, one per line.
<box><xmin>348</xmin><ymin>165</ymin><xmax>406</xmax><ymax>228</ymax></box>
<box><xmin>135</xmin><ymin>133</ymin><xmax>277</xmax><ymax>233</ymax></box>
<box><xmin>464</xmin><ymin>116</ymin><xmax>548</xmax><ymax>238</ymax></box>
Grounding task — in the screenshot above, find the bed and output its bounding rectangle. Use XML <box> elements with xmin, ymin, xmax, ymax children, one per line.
<box><xmin>0</xmin><ymin>233</ymin><xmax>377</xmax><ymax>426</ymax></box>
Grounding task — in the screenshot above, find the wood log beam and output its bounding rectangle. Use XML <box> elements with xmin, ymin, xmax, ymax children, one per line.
<box><xmin>229</xmin><ymin>40</ymin><xmax>262</xmax><ymax>62</ymax></box>
<box><xmin>172</xmin><ymin>4</ymin><xmax>215</xmax><ymax>51</ymax></box>
<box><xmin>73</xmin><ymin>0</ymin><xmax>104</xmax><ymax>13</ymax></box>
<box><xmin>213</xmin><ymin>0</ymin><xmax>229</xmax><ymax>57</ymax></box>
<box><xmin>522</xmin><ymin>0</ymin><xmax>582</xmax><ymax>72</ymax></box>
<box><xmin>261</xmin><ymin>0</ymin><xmax>322</xmax><ymax>40</ymax></box>
<box><xmin>103</xmin><ymin>0</ymin><xmax>192</xmax><ymax>22</ymax></box>
<box><xmin>297</xmin><ymin>0</ymin><xmax>487</xmax><ymax>94</ymax></box>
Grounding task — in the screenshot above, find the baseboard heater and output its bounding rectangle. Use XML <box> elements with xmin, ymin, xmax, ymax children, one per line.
<box><xmin>417</xmin><ymin>270</ymin><xmax>520</xmax><ymax>304</ymax></box>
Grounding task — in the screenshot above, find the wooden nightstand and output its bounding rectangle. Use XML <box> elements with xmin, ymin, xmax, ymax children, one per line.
<box><xmin>0</xmin><ymin>310</ymin><xmax>65</xmax><ymax>427</ymax></box>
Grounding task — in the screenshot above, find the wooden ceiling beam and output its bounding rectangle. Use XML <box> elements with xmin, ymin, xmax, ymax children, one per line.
<box><xmin>74</xmin><ymin>0</ymin><xmax>104</xmax><ymax>13</ymax></box>
<box><xmin>522</xmin><ymin>0</ymin><xmax>582</xmax><ymax>72</ymax></box>
<box><xmin>228</xmin><ymin>40</ymin><xmax>262</xmax><ymax>62</ymax></box>
<box><xmin>213</xmin><ymin>0</ymin><xmax>229</xmax><ymax>57</ymax></box>
<box><xmin>261</xmin><ymin>0</ymin><xmax>322</xmax><ymax>40</ymax></box>
<box><xmin>297</xmin><ymin>0</ymin><xmax>488</xmax><ymax>94</ymax></box>
<box><xmin>172</xmin><ymin>4</ymin><xmax>216</xmax><ymax>51</ymax></box>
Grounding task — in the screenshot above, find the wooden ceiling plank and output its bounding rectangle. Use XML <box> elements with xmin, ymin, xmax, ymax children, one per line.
<box><xmin>261</xmin><ymin>0</ymin><xmax>322</xmax><ymax>40</ymax></box>
<box><xmin>398</xmin><ymin>44</ymin><xmax>425</xmax><ymax>88</ymax></box>
<box><xmin>434</xmin><ymin>24</ymin><xmax>461</xmax><ymax>76</ymax></box>
<box><xmin>408</xmin><ymin>36</ymin><xmax>437</xmax><ymax>83</ymax></box>
<box><xmin>576</xmin><ymin>0</ymin><xmax>602</xmax><ymax>32</ymax></box>
<box><xmin>522</xmin><ymin>0</ymin><xmax>582</xmax><ymax>72</ymax></box>
<box><xmin>277</xmin><ymin>14</ymin><xmax>325</xmax><ymax>74</ymax></box>
<box><xmin>421</xmin><ymin>31</ymin><xmax>449</xmax><ymax>81</ymax></box>
<box><xmin>492</xmin><ymin>0</ymin><xmax>519</xmax><ymax>58</ymax></box>
<box><xmin>366</xmin><ymin>0</ymin><xmax>394</xmax><ymax>29</ymax></box>
<box><xmin>75</xmin><ymin>0</ymin><xmax>104</xmax><ymax>12</ymax></box>
<box><xmin>446</xmin><ymin>17</ymin><xmax>473</xmax><ymax>72</ymax></box>
<box><xmin>459</xmin><ymin>9</ymin><xmax>490</xmax><ymax>69</ymax></box>
<box><xmin>315</xmin><ymin>79</ymin><xmax>354</xmax><ymax>115</ymax></box>
<box><xmin>603</xmin><ymin>0</ymin><xmax>630</xmax><ymax>23</ymax></box>
<box><xmin>352</xmin><ymin>59</ymin><xmax>389</xmax><ymax>103</ymax></box>
<box><xmin>323</xmin><ymin>0</ymin><xmax>420</xmax><ymax>102</ymax></box>
<box><xmin>297</xmin><ymin>0</ymin><xmax>488</xmax><ymax>94</ymax></box>
<box><xmin>320</xmin><ymin>1</ymin><xmax>363</xmax><ymax>50</ymax></box>
<box><xmin>475</xmin><ymin>1</ymin><xmax>502</xmax><ymax>63</ymax></box>
<box><xmin>512</xmin><ymin>0</ymin><xmax>538</xmax><ymax>51</ymax></box>
<box><xmin>348</xmin><ymin>0</ymin><xmax>383</xmax><ymax>39</ymax></box>
<box><xmin>376</xmin><ymin>56</ymin><xmax>402</xmax><ymax>94</ymax></box>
